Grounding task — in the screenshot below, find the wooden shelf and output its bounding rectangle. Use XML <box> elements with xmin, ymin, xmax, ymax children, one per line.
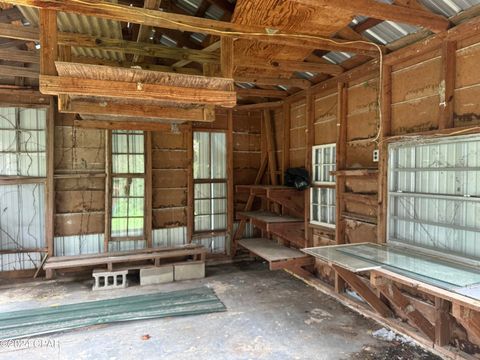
<box><xmin>238</xmin><ymin>211</ymin><xmax>303</xmax><ymax>226</ymax></box>
<box><xmin>238</xmin><ymin>238</ymin><xmax>312</xmax><ymax>270</ymax></box>
<box><xmin>236</xmin><ymin>185</ymin><xmax>305</xmax><ymax>217</ymax></box>
<box><xmin>332</xmin><ymin>169</ymin><xmax>379</xmax><ymax>177</ymax></box>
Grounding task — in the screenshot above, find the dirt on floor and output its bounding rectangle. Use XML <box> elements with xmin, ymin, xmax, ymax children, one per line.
<box><xmin>347</xmin><ymin>341</ymin><xmax>443</xmax><ymax>360</ymax></box>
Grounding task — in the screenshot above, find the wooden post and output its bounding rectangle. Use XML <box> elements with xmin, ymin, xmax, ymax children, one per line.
<box><xmin>439</xmin><ymin>40</ymin><xmax>456</xmax><ymax>130</ymax></box>
<box><xmin>39</xmin><ymin>9</ymin><xmax>57</xmax><ymax>273</ymax></box>
<box><xmin>104</xmin><ymin>130</ymin><xmax>112</xmax><ymax>252</ymax></box>
<box><xmin>145</xmin><ymin>131</ymin><xmax>153</xmax><ymax>248</ymax></box>
<box><xmin>304</xmin><ymin>90</ymin><xmax>314</xmax><ymax>246</ymax></box>
<box><xmin>263</xmin><ymin>109</ymin><xmax>278</xmax><ymax>187</ymax></box>
<box><xmin>335</xmin><ymin>81</ymin><xmax>348</xmax><ymax>293</ymax></box>
<box><xmin>282</xmin><ymin>101</ymin><xmax>291</xmax><ymax>183</ymax></box>
<box><xmin>221</xmin><ymin>36</ymin><xmax>234</xmax><ymax>81</ymax></box>
<box><xmin>435</xmin><ymin>298</ymin><xmax>451</xmax><ymax>346</ymax></box>
<box><xmin>227</xmin><ymin>109</ymin><xmax>234</xmax><ymax>255</ymax></box>
<box><xmin>186</xmin><ymin>123</ymin><xmax>194</xmax><ymax>242</ymax></box>
<box><xmin>377</xmin><ymin>64</ymin><xmax>392</xmax><ymax>244</ymax></box>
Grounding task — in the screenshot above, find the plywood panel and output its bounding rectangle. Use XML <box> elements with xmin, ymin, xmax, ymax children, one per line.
<box><xmin>391</xmin><ymin>95</ymin><xmax>440</xmax><ymax>134</ymax></box>
<box><xmin>152</xmin><ymin>150</ymin><xmax>188</xmax><ymax>169</ymax></box>
<box><xmin>55</xmin><ymin>213</ymin><xmax>104</xmax><ymax>236</ymax></box>
<box><xmin>347</xmin><ymin>79</ymin><xmax>378</xmax><ymax>141</ymax></box>
<box><xmin>314</xmin><ymin>92</ymin><xmax>337</xmax><ymax>145</ymax></box>
<box><xmin>153</xmin><ymin>189</ymin><xmax>187</xmax><ymax>209</ymax></box>
<box><xmin>153</xmin><ymin>208</ymin><xmax>187</xmax><ymax>228</ymax></box>
<box><xmin>346</xmin><ymin>141</ymin><xmax>377</xmax><ymax>169</ymax></box>
<box><xmin>152</xmin><ymin>169</ymin><xmax>187</xmax><ymax>188</ymax></box>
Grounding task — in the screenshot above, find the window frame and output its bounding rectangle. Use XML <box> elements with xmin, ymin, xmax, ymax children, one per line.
<box><xmin>193</xmin><ymin>130</ymin><xmax>227</xmax><ymax>234</ymax></box>
<box><xmin>109</xmin><ymin>130</ymin><xmax>146</xmax><ymax>242</ymax></box>
<box><xmin>310</xmin><ymin>143</ymin><xmax>336</xmax><ymax>229</ymax></box>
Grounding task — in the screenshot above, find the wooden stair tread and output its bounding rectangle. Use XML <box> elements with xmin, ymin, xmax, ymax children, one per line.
<box><xmin>238</xmin><ymin>238</ymin><xmax>308</xmax><ymax>262</ymax></box>
<box><xmin>238</xmin><ymin>211</ymin><xmax>303</xmax><ymax>224</ymax></box>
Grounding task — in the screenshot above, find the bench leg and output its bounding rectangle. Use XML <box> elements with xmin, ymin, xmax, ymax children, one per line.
<box><xmin>45</xmin><ymin>269</ymin><xmax>55</xmax><ymax>280</ymax></box>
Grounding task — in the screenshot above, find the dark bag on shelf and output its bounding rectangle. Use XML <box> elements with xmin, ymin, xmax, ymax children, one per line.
<box><xmin>284</xmin><ymin>167</ymin><xmax>310</xmax><ymax>190</ymax></box>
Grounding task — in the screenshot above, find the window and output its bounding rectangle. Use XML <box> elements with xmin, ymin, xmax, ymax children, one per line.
<box><xmin>0</xmin><ymin>107</ymin><xmax>47</xmax><ymax>270</ymax></box>
<box><xmin>388</xmin><ymin>135</ymin><xmax>480</xmax><ymax>261</ymax></box>
<box><xmin>310</xmin><ymin>144</ymin><xmax>336</xmax><ymax>228</ymax></box>
<box><xmin>0</xmin><ymin>107</ymin><xmax>46</xmax><ymax>177</ymax></box>
<box><xmin>110</xmin><ymin>131</ymin><xmax>145</xmax><ymax>240</ymax></box>
<box><xmin>193</xmin><ymin>131</ymin><xmax>227</xmax><ymax>232</ymax></box>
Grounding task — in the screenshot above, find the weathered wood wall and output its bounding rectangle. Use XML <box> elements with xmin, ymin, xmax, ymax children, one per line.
<box><xmin>52</xmin><ymin>109</ymin><xmax>261</xmax><ymax>239</ymax></box>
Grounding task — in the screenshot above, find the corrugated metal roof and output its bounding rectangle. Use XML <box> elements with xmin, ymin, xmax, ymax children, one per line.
<box><xmin>18</xmin><ymin>4</ymin><xmax>125</xmax><ymax>62</ymax></box>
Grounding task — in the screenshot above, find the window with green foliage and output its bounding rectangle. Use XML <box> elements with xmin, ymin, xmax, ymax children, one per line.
<box><xmin>193</xmin><ymin>131</ymin><xmax>227</xmax><ymax>233</ymax></box>
<box><xmin>111</xmin><ymin>131</ymin><xmax>145</xmax><ymax>240</ymax></box>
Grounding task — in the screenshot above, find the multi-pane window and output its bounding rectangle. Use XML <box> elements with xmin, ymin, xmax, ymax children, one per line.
<box><xmin>111</xmin><ymin>131</ymin><xmax>145</xmax><ymax>240</ymax></box>
<box><xmin>310</xmin><ymin>144</ymin><xmax>336</xmax><ymax>228</ymax></box>
<box><xmin>388</xmin><ymin>135</ymin><xmax>480</xmax><ymax>261</ymax></box>
<box><xmin>0</xmin><ymin>108</ymin><xmax>46</xmax><ymax>177</ymax></box>
<box><xmin>193</xmin><ymin>131</ymin><xmax>227</xmax><ymax>232</ymax></box>
<box><xmin>0</xmin><ymin>107</ymin><xmax>46</xmax><ymax>268</ymax></box>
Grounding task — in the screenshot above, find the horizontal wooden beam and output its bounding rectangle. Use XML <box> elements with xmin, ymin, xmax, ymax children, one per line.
<box><xmin>235</xmin><ymin>88</ymin><xmax>288</xmax><ymax>99</ymax></box>
<box><xmin>2</xmin><ymin>0</ymin><xmax>379</xmax><ymax>56</ymax></box>
<box><xmin>40</xmin><ymin>75</ymin><xmax>237</xmax><ymax>107</ymax></box>
<box><xmin>294</xmin><ymin>0</ymin><xmax>450</xmax><ymax>33</ymax></box>
<box><xmin>0</xmin><ymin>88</ymin><xmax>50</xmax><ymax>107</ymax></box>
<box><xmin>234</xmin><ymin>101</ymin><xmax>284</xmax><ymax>111</ymax></box>
<box><xmin>234</xmin><ymin>76</ymin><xmax>311</xmax><ymax>89</ymax></box>
<box><xmin>0</xmin><ymin>64</ymin><xmax>39</xmax><ymax>78</ymax></box>
<box><xmin>0</xmin><ymin>22</ymin><xmax>219</xmax><ymax>64</ymax></box>
<box><xmin>239</xmin><ymin>59</ymin><xmax>345</xmax><ymax>76</ymax></box>
<box><xmin>60</xmin><ymin>97</ymin><xmax>215</xmax><ymax>122</ymax></box>
<box><xmin>73</xmin><ymin>119</ymin><xmax>189</xmax><ymax>131</ymax></box>
<box><xmin>0</xmin><ymin>48</ymin><xmax>39</xmax><ymax>63</ymax></box>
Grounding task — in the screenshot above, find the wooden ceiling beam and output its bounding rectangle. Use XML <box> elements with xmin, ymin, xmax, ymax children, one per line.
<box><xmin>0</xmin><ymin>48</ymin><xmax>39</xmax><ymax>63</ymax></box>
<box><xmin>0</xmin><ymin>22</ymin><xmax>219</xmax><ymax>64</ymax></box>
<box><xmin>294</xmin><ymin>0</ymin><xmax>449</xmax><ymax>33</ymax></box>
<box><xmin>73</xmin><ymin>118</ymin><xmax>189</xmax><ymax>131</ymax></box>
<box><xmin>61</xmin><ymin>97</ymin><xmax>215</xmax><ymax>122</ymax></box>
<box><xmin>235</xmin><ymin>88</ymin><xmax>288</xmax><ymax>99</ymax></box>
<box><xmin>1</xmin><ymin>0</ymin><xmax>379</xmax><ymax>56</ymax></box>
<box><xmin>238</xmin><ymin>59</ymin><xmax>344</xmax><ymax>76</ymax></box>
<box><xmin>0</xmin><ymin>64</ymin><xmax>38</xmax><ymax>78</ymax></box>
<box><xmin>40</xmin><ymin>75</ymin><xmax>237</xmax><ymax>107</ymax></box>
<box><xmin>133</xmin><ymin>0</ymin><xmax>163</xmax><ymax>63</ymax></box>
<box><xmin>234</xmin><ymin>76</ymin><xmax>311</xmax><ymax>89</ymax></box>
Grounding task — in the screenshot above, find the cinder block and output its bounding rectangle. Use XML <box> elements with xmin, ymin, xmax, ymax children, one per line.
<box><xmin>140</xmin><ymin>265</ymin><xmax>174</xmax><ymax>286</ymax></box>
<box><xmin>174</xmin><ymin>261</ymin><xmax>205</xmax><ymax>281</ymax></box>
<box><xmin>92</xmin><ymin>269</ymin><xmax>128</xmax><ymax>291</ymax></box>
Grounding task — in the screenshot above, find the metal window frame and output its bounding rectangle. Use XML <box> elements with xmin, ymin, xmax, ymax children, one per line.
<box><xmin>387</xmin><ymin>134</ymin><xmax>480</xmax><ymax>262</ymax></box>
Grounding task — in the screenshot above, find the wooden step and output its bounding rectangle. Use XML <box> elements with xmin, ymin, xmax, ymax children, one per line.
<box><xmin>238</xmin><ymin>238</ymin><xmax>313</xmax><ymax>270</ymax></box>
<box><xmin>236</xmin><ymin>185</ymin><xmax>305</xmax><ymax>217</ymax></box>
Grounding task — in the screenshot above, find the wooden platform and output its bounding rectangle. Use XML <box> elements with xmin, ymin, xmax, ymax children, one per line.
<box><xmin>43</xmin><ymin>246</ymin><xmax>206</xmax><ymax>279</ymax></box>
<box><xmin>238</xmin><ymin>238</ymin><xmax>313</xmax><ymax>270</ymax></box>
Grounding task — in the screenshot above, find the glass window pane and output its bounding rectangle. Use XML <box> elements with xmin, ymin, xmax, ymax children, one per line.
<box><xmin>193</xmin><ymin>132</ymin><xmax>210</xmax><ymax>179</ymax></box>
<box><xmin>195</xmin><ymin>183</ymin><xmax>210</xmax><ymax>199</ymax></box>
<box><xmin>212</xmin><ymin>183</ymin><xmax>226</xmax><ymax>198</ymax></box>
<box><xmin>212</xmin><ymin>214</ymin><xmax>226</xmax><ymax>230</ymax></box>
<box><xmin>194</xmin><ymin>199</ymin><xmax>211</xmax><ymax>216</ymax></box>
<box><xmin>112</xmin><ymin>154</ymin><xmax>129</xmax><ymax>173</ymax></box>
<box><xmin>211</xmin><ymin>132</ymin><xmax>226</xmax><ymax>179</ymax></box>
<box><xmin>129</xmin><ymin>154</ymin><xmax>144</xmax><ymax>173</ymax></box>
<box><xmin>128</xmin><ymin>198</ymin><xmax>144</xmax><ymax>217</ymax></box>
<box><xmin>194</xmin><ymin>215</ymin><xmax>211</xmax><ymax>232</ymax></box>
<box><xmin>128</xmin><ymin>218</ymin><xmax>144</xmax><ymax>236</ymax></box>
<box><xmin>129</xmin><ymin>134</ymin><xmax>144</xmax><ymax>154</ymax></box>
<box><xmin>131</xmin><ymin>178</ymin><xmax>144</xmax><ymax>197</ymax></box>
<box><xmin>111</xmin><ymin>218</ymin><xmax>127</xmax><ymax>237</ymax></box>
<box><xmin>112</xmin><ymin>198</ymin><xmax>128</xmax><ymax>217</ymax></box>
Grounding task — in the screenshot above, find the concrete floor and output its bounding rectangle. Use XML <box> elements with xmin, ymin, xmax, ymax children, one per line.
<box><xmin>0</xmin><ymin>262</ymin><xmax>439</xmax><ymax>360</ymax></box>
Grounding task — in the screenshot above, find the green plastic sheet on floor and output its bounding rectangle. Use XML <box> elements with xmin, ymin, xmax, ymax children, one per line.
<box><xmin>0</xmin><ymin>287</ymin><xmax>226</xmax><ymax>340</ymax></box>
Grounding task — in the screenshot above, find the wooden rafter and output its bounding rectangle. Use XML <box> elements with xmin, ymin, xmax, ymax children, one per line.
<box><xmin>1</xmin><ymin>0</ymin><xmax>379</xmax><ymax>56</ymax></box>
<box><xmin>239</xmin><ymin>59</ymin><xmax>344</xmax><ymax>76</ymax></box>
<box><xmin>293</xmin><ymin>0</ymin><xmax>450</xmax><ymax>33</ymax></box>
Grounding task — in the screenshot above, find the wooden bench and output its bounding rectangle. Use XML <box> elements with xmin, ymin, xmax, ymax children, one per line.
<box><xmin>43</xmin><ymin>245</ymin><xmax>206</xmax><ymax>279</ymax></box>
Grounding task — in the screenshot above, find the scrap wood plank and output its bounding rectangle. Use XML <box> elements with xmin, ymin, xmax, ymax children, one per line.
<box><xmin>372</xmin><ymin>275</ymin><xmax>435</xmax><ymax>341</ymax></box>
<box><xmin>333</xmin><ymin>265</ymin><xmax>392</xmax><ymax>318</ymax></box>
